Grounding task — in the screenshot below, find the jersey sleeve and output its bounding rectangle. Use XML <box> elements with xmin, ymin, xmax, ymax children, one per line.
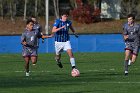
<box><xmin>53</xmin><ymin>19</ymin><xmax>60</xmax><ymax>28</ymax></box>
<box><xmin>37</xmin><ymin>30</ymin><xmax>42</xmax><ymax>38</ymax></box>
<box><xmin>123</xmin><ymin>24</ymin><xmax>128</xmax><ymax>35</ymax></box>
<box><xmin>21</xmin><ymin>32</ymin><xmax>26</xmax><ymax>43</ymax></box>
<box><xmin>68</xmin><ymin>20</ymin><xmax>72</xmax><ymax>26</ymax></box>
<box><xmin>138</xmin><ymin>24</ymin><xmax>140</xmax><ymax>36</ymax></box>
<box><xmin>20</xmin><ymin>32</ymin><xmax>26</xmax><ymax>44</ymax></box>
<box><xmin>38</xmin><ymin>25</ymin><xmax>42</xmax><ymax>32</ymax></box>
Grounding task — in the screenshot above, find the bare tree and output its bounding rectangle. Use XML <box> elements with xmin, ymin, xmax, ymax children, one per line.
<box><xmin>53</xmin><ymin>0</ymin><xmax>59</xmax><ymax>18</ymax></box>
<box><xmin>70</xmin><ymin>0</ymin><xmax>77</xmax><ymax>8</ymax></box>
<box><xmin>35</xmin><ymin>0</ymin><xmax>38</xmax><ymax>17</ymax></box>
<box><xmin>0</xmin><ymin>0</ymin><xmax>3</xmax><ymax>20</ymax></box>
<box><xmin>9</xmin><ymin>0</ymin><xmax>14</xmax><ymax>21</ymax></box>
<box><xmin>24</xmin><ymin>0</ymin><xmax>27</xmax><ymax>20</ymax></box>
<box><xmin>13</xmin><ymin>0</ymin><xmax>17</xmax><ymax>19</ymax></box>
<box><xmin>121</xmin><ymin>0</ymin><xmax>140</xmax><ymax>18</ymax></box>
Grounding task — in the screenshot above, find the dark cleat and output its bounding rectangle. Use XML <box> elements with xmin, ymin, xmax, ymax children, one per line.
<box><xmin>72</xmin><ymin>66</ymin><xmax>76</xmax><ymax>69</ymax></box>
<box><xmin>57</xmin><ymin>62</ymin><xmax>63</xmax><ymax>68</ymax></box>
<box><xmin>124</xmin><ymin>72</ymin><xmax>128</xmax><ymax>76</ymax></box>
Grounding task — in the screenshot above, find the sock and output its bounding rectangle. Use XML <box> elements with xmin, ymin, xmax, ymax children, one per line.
<box><xmin>128</xmin><ymin>59</ymin><xmax>132</xmax><ymax>65</ymax></box>
<box><xmin>70</xmin><ymin>58</ymin><xmax>76</xmax><ymax>68</ymax></box>
<box><xmin>124</xmin><ymin>60</ymin><xmax>128</xmax><ymax>72</ymax></box>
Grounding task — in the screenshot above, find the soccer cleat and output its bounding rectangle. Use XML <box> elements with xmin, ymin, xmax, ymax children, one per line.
<box><xmin>72</xmin><ymin>66</ymin><xmax>76</xmax><ymax>69</ymax></box>
<box><xmin>26</xmin><ymin>72</ymin><xmax>30</xmax><ymax>77</ymax></box>
<box><xmin>57</xmin><ymin>62</ymin><xmax>63</xmax><ymax>68</ymax></box>
<box><xmin>55</xmin><ymin>57</ymin><xmax>63</xmax><ymax>68</ymax></box>
<box><xmin>124</xmin><ymin>71</ymin><xmax>128</xmax><ymax>76</ymax></box>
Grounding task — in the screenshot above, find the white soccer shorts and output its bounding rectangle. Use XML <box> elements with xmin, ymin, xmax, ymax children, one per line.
<box><xmin>55</xmin><ymin>41</ymin><xmax>72</xmax><ymax>55</ymax></box>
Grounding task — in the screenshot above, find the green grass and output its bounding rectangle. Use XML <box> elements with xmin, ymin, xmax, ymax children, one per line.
<box><xmin>0</xmin><ymin>53</ymin><xmax>140</xmax><ymax>93</ymax></box>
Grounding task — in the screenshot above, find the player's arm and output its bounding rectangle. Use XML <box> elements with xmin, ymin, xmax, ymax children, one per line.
<box><xmin>21</xmin><ymin>33</ymin><xmax>27</xmax><ymax>45</ymax></box>
<box><xmin>123</xmin><ymin>25</ymin><xmax>129</xmax><ymax>41</ymax></box>
<box><xmin>123</xmin><ymin>35</ymin><xmax>129</xmax><ymax>40</ymax></box>
<box><xmin>70</xmin><ymin>25</ymin><xmax>75</xmax><ymax>33</ymax></box>
<box><xmin>42</xmin><ymin>34</ymin><xmax>54</xmax><ymax>38</ymax></box>
<box><xmin>70</xmin><ymin>25</ymin><xmax>78</xmax><ymax>38</ymax></box>
<box><xmin>52</xmin><ymin>26</ymin><xmax>65</xmax><ymax>33</ymax></box>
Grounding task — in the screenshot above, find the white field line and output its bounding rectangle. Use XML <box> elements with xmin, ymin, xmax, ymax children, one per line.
<box><xmin>81</xmin><ymin>81</ymin><xmax>140</xmax><ymax>84</ymax></box>
<box><xmin>14</xmin><ymin>70</ymin><xmax>52</xmax><ymax>73</ymax></box>
<box><xmin>0</xmin><ymin>68</ymin><xmax>119</xmax><ymax>73</ymax></box>
<box><xmin>0</xmin><ymin>70</ymin><xmax>52</xmax><ymax>73</ymax></box>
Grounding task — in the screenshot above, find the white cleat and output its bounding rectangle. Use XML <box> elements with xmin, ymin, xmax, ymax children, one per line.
<box><xmin>26</xmin><ymin>72</ymin><xmax>30</xmax><ymax>77</ymax></box>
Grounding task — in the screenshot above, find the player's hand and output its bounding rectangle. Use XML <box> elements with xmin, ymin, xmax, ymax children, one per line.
<box><xmin>22</xmin><ymin>41</ymin><xmax>27</xmax><ymax>45</ymax></box>
<box><xmin>42</xmin><ymin>39</ymin><xmax>44</xmax><ymax>43</ymax></box>
<box><xmin>73</xmin><ymin>33</ymin><xmax>79</xmax><ymax>38</ymax></box>
<box><xmin>61</xmin><ymin>25</ymin><xmax>65</xmax><ymax>29</ymax></box>
<box><xmin>47</xmin><ymin>34</ymin><xmax>54</xmax><ymax>38</ymax></box>
<box><xmin>124</xmin><ymin>35</ymin><xmax>129</xmax><ymax>40</ymax></box>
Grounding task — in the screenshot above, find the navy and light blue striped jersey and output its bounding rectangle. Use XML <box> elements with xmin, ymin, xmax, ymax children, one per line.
<box><xmin>53</xmin><ymin>19</ymin><xmax>72</xmax><ymax>42</ymax></box>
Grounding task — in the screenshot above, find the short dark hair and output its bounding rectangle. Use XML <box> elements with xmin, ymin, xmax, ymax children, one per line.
<box><xmin>127</xmin><ymin>14</ymin><xmax>135</xmax><ymax>20</ymax></box>
<box><xmin>60</xmin><ymin>11</ymin><xmax>69</xmax><ymax>16</ymax></box>
<box><xmin>26</xmin><ymin>19</ymin><xmax>34</xmax><ymax>25</ymax></box>
<box><xmin>31</xmin><ymin>15</ymin><xmax>36</xmax><ymax>19</ymax></box>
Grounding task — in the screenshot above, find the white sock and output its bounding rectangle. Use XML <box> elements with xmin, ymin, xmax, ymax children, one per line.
<box><xmin>128</xmin><ymin>59</ymin><xmax>132</xmax><ymax>65</ymax></box>
<box><xmin>70</xmin><ymin>58</ymin><xmax>76</xmax><ymax>67</ymax></box>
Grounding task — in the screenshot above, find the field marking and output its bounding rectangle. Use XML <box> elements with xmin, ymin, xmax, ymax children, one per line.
<box><xmin>14</xmin><ymin>70</ymin><xmax>52</xmax><ymax>73</ymax></box>
<box><xmin>87</xmin><ymin>68</ymin><xmax>116</xmax><ymax>72</ymax></box>
<box><xmin>81</xmin><ymin>81</ymin><xmax>140</xmax><ymax>84</ymax></box>
<box><xmin>0</xmin><ymin>70</ymin><xmax>52</xmax><ymax>73</ymax></box>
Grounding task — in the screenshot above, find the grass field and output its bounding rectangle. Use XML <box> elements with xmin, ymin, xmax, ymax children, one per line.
<box><xmin>0</xmin><ymin>53</ymin><xmax>140</xmax><ymax>93</ymax></box>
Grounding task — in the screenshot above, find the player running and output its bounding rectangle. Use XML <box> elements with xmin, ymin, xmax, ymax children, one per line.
<box><xmin>21</xmin><ymin>19</ymin><xmax>52</xmax><ymax>76</ymax></box>
<box><xmin>52</xmin><ymin>11</ymin><xmax>78</xmax><ymax>69</ymax></box>
<box><xmin>30</xmin><ymin>16</ymin><xmax>44</xmax><ymax>43</ymax></box>
<box><xmin>123</xmin><ymin>14</ymin><xmax>140</xmax><ymax>76</ymax></box>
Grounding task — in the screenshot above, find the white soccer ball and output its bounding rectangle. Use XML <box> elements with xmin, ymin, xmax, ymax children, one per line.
<box><xmin>71</xmin><ymin>68</ymin><xmax>80</xmax><ymax>77</ymax></box>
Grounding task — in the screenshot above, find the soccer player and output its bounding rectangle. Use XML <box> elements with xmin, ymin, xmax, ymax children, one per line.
<box><xmin>52</xmin><ymin>11</ymin><xmax>78</xmax><ymax>69</ymax></box>
<box><xmin>21</xmin><ymin>19</ymin><xmax>52</xmax><ymax>76</ymax></box>
<box><xmin>31</xmin><ymin>16</ymin><xmax>44</xmax><ymax>43</ymax></box>
<box><xmin>123</xmin><ymin>14</ymin><xmax>140</xmax><ymax>75</ymax></box>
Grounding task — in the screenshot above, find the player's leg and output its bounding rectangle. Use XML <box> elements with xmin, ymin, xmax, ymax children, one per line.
<box><xmin>128</xmin><ymin>54</ymin><xmax>132</xmax><ymax>66</ymax></box>
<box><xmin>22</xmin><ymin>47</ymin><xmax>30</xmax><ymax>76</ymax></box>
<box><xmin>131</xmin><ymin>54</ymin><xmax>137</xmax><ymax>64</ymax></box>
<box><xmin>55</xmin><ymin>54</ymin><xmax>61</xmax><ymax>63</ymax></box>
<box><xmin>31</xmin><ymin>56</ymin><xmax>37</xmax><ymax>65</ymax></box>
<box><xmin>124</xmin><ymin>49</ymin><xmax>131</xmax><ymax>75</ymax></box>
<box><xmin>66</xmin><ymin>49</ymin><xmax>76</xmax><ymax>69</ymax></box>
<box><xmin>23</xmin><ymin>56</ymin><xmax>30</xmax><ymax>76</ymax></box>
<box><xmin>130</xmin><ymin>46</ymin><xmax>139</xmax><ymax>64</ymax></box>
<box><xmin>55</xmin><ymin>42</ymin><xmax>63</xmax><ymax>68</ymax></box>
<box><xmin>31</xmin><ymin>48</ymin><xmax>38</xmax><ymax>65</ymax></box>
<box><xmin>55</xmin><ymin>54</ymin><xmax>63</xmax><ymax>68</ymax></box>
<box><xmin>65</xmin><ymin>41</ymin><xmax>76</xmax><ymax>69</ymax></box>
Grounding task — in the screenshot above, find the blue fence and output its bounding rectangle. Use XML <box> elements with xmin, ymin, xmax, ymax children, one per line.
<box><xmin>0</xmin><ymin>34</ymin><xmax>125</xmax><ymax>53</ymax></box>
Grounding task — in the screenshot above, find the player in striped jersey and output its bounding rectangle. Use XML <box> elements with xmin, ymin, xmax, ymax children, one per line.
<box><xmin>52</xmin><ymin>11</ymin><xmax>77</xmax><ymax>69</ymax></box>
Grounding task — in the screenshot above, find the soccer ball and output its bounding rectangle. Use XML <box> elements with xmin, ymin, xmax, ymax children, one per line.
<box><xmin>71</xmin><ymin>68</ymin><xmax>80</xmax><ymax>77</ymax></box>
